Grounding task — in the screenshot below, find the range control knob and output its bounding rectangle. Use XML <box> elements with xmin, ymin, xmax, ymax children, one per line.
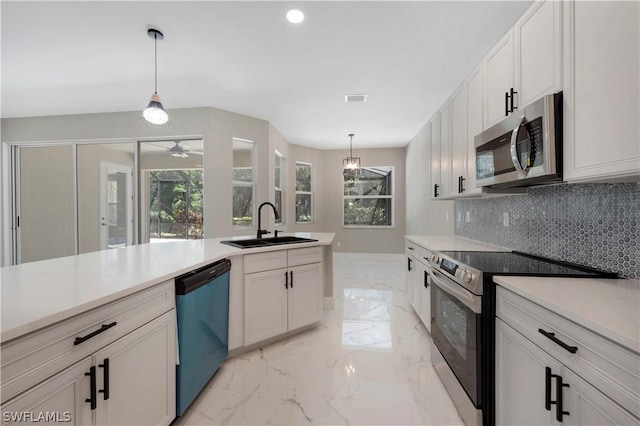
<box><xmin>462</xmin><ymin>271</ymin><xmax>474</xmax><ymax>283</ymax></box>
<box><xmin>432</xmin><ymin>256</ymin><xmax>440</xmax><ymax>264</ymax></box>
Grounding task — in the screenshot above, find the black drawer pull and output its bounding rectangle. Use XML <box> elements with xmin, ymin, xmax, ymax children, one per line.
<box><xmin>99</xmin><ymin>358</ymin><xmax>110</xmax><ymax>400</ymax></box>
<box><xmin>538</xmin><ymin>329</ymin><xmax>578</xmax><ymax>354</ymax></box>
<box><xmin>545</xmin><ymin>367</ymin><xmax>556</xmax><ymax>411</ymax></box>
<box><xmin>85</xmin><ymin>366</ymin><xmax>97</xmax><ymax>410</ymax></box>
<box><xmin>74</xmin><ymin>322</ymin><xmax>117</xmax><ymax>346</ymax></box>
<box><xmin>284</xmin><ymin>271</ymin><xmax>288</xmax><ymax>289</ymax></box>
<box><xmin>290</xmin><ymin>270</ymin><xmax>293</xmax><ymax>288</ymax></box>
<box><xmin>424</xmin><ymin>270</ymin><xmax>429</xmax><ymax>288</ymax></box>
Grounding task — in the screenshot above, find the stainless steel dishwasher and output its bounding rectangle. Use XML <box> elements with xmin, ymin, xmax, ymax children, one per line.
<box><xmin>174</xmin><ymin>258</ymin><xmax>231</xmax><ymax>416</ymax></box>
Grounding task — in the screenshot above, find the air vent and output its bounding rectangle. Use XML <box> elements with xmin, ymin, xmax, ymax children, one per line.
<box><xmin>345</xmin><ymin>94</ymin><xmax>367</xmax><ymax>103</ymax></box>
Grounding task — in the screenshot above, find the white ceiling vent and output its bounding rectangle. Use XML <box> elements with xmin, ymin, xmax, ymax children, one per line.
<box><xmin>345</xmin><ymin>94</ymin><xmax>367</xmax><ymax>103</ymax></box>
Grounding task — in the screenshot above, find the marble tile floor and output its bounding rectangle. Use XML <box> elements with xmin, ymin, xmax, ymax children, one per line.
<box><xmin>175</xmin><ymin>253</ymin><xmax>464</xmax><ymax>426</ymax></box>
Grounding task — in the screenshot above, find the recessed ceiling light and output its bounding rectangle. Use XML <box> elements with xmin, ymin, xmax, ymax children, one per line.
<box><xmin>287</xmin><ymin>9</ymin><xmax>304</xmax><ymax>24</ymax></box>
<box><xmin>345</xmin><ymin>94</ymin><xmax>368</xmax><ymax>103</ymax></box>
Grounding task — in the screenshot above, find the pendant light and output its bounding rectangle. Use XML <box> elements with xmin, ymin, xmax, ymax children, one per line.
<box><xmin>342</xmin><ymin>133</ymin><xmax>361</xmax><ymax>171</ymax></box>
<box><xmin>142</xmin><ymin>28</ymin><xmax>169</xmax><ymax>125</ymax></box>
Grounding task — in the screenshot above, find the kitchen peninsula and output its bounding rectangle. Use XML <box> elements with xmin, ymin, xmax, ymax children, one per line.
<box><xmin>1</xmin><ymin>233</ymin><xmax>334</xmax><ymax>425</ymax></box>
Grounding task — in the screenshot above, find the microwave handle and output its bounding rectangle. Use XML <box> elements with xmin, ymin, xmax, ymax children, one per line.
<box><xmin>510</xmin><ymin>115</ymin><xmax>529</xmax><ymax>178</ymax></box>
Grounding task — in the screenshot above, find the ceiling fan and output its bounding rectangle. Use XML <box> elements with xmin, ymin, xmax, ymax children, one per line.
<box><xmin>167</xmin><ymin>141</ymin><xmax>203</xmax><ymax>158</ymax></box>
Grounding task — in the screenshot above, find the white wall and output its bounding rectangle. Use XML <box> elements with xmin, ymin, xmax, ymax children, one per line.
<box><xmin>405</xmin><ymin>121</ymin><xmax>455</xmax><ymax>235</ymax></box>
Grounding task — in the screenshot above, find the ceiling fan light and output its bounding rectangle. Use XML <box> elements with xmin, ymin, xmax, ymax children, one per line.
<box><xmin>143</xmin><ymin>93</ymin><xmax>169</xmax><ymax>125</ymax></box>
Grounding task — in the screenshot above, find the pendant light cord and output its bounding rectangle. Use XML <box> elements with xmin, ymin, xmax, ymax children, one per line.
<box><xmin>154</xmin><ymin>34</ymin><xmax>158</xmax><ymax>94</ymax></box>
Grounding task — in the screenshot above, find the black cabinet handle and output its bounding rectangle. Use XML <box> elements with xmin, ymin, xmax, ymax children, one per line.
<box><xmin>460</xmin><ymin>176</ymin><xmax>465</xmax><ymax>193</ymax></box>
<box><xmin>74</xmin><ymin>322</ymin><xmax>117</xmax><ymax>346</ymax></box>
<box><xmin>555</xmin><ymin>374</ymin><xmax>570</xmax><ymax>421</ymax></box>
<box><xmin>505</xmin><ymin>91</ymin><xmax>509</xmax><ymax>116</ymax></box>
<box><xmin>408</xmin><ymin>247</ymin><xmax>414</xmax><ymax>251</ymax></box>
<box><xmin>538</xmin><ymin>329</ymin><xmax>578</xmax><ymax>354</ymax></box>
<box><xmin>434</xmin><ymin>184</ymin><xmax>439</xmax><ymax>198</ymax></box>
<box><xmin>284</xmin><ymin>271</ymin><xmax>288</xmax><ymax>289</ymax></box>
<box><xmin>407</xmin><ymin>258</ymin><xmax>412</xmax><ymax>272</ymax></box>
<box><xmin>545</xmin><ymin>367</ymin><xmax>555</xmax><ymax>411</ymax></box>
<box><xmin>290</xmin><ymin>271</ymin><xmax>293</xmax><ymax>288</ymax></box>
<box><xmin>99</xmin><ymin>358</ymin><xmax>110</xmax><ymax>400</ymax></box>
<box><xmin>85</xmin><ymin>366</ymin><xmax>97</xmax><ymax>410</ymax></box>
<box><xmin>424</xmin><ymin>270</ymin><xmax>429</xmax><ymax>288</ymax></box>
<box><xmin>510</xmin><ymin>88</ymin><xmax>518</xmax><ymax>113</ymax></box>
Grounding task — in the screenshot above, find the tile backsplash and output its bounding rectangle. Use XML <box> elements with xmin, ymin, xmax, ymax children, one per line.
<box><xmin>455</xmin><ymin>183</ymin><xmax>639</xmax><ymax>279</ymax></box>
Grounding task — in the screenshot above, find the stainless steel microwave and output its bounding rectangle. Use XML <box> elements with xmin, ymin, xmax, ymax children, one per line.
<box><xmin>474</xmin><ymin>92</ymin><xmax>562</xmax><ymax>188</ymax></box>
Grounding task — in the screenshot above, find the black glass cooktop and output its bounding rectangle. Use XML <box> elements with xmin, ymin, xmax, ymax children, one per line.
<box><xmin>438</xmin><ymin>251</ymin><xmax>615</xmax><ymax>277</ymax></box>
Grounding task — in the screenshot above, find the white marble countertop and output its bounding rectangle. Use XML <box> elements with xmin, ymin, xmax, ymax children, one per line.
<box><xmin>494</xmin><ymin>276</ymin><xmax>640</xmax><ymax>354</ymax></box>
<box><xmin>1</xmin><ymin>232</ymin><xmax>334</xmax><ymax>343</ymax></box>
<box><xmin>404</xmin><ymin>235</ymin><xmax>509</xmax><ymax>252</ymax></box>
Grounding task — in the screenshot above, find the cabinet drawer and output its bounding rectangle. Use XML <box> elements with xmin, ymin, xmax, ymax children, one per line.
<box><xmin>244</xmin><ymin>250</ymin><xmax>287</xmax><ymax>274</ymax></box>
<box><xmin>496</xmin><ymin>286</ymin><xmax>640</xmax><ymax>418</ymax></box>
<box><xmin>287</xmin><ymin>246</ymin><xmax>322</xmax><ymax>267</ymax></box>
<box><xmin>1</xmin><ymin>281</ymin><xmax>175</xmax><ymax>404</ymax></box>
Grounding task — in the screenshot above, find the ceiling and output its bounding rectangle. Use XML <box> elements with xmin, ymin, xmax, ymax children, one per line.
<box><xmin>1</xmin><ymin>1</ymin><xmax>532</xmax><ymax>150</ymax></box>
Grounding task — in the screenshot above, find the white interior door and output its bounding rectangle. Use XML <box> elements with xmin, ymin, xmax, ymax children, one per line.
<box><xmin>100</xmin><ymin>162</ymin><xmax>133</xmax><ymax>250</ymax></box>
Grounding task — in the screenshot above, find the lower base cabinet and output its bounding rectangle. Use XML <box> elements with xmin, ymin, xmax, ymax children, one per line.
<box><xmin>244</xmin><ymin>262</ymin><xmax>322</xmax><ymax>346</ymax></box>
<box><xmin>2</xmin><ymin>310</ymin><xmax>176</xmax><ymax>426</ymax></box>
<box><xmin>496</xmin><ymin>318</ymin><xmax>637</xmax><ymax>425</ymax></box>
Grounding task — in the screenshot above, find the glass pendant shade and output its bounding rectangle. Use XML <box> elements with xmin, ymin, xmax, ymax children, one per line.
<box><xmin>143</xmin><ymin>93</ymin><xmax>169</xmax><ymax>125</ymax></box>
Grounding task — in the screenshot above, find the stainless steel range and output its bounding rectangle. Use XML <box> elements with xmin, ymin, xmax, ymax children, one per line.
<box><xmin>427</xmin><ymin>251</ymin><xmax>616</xmax><ymax>426</ymax></box>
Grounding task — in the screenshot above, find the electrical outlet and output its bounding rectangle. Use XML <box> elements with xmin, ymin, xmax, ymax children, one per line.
<box><xmin>465</xmin><ymin>211</ymin><xmax>471</xmax><ymax>223</ymax></box>
<box><xmin>456</xmin><ymin>211</ymin><xmax>462</xmax><ymax>222</ymax></box>
<box><xmin>336</xmin><ymin>241</ymin><xmax>342</xmax><ymax>248</ymax></box>
<box><xmin>503</xmin><ymin>212</ymin><xmax>510</xmax><ymax>227</ymax></box>
<box><xmin>445</xmin><ymin>211</ymin><xmax>450</xmax><ymax>222</ymax></box>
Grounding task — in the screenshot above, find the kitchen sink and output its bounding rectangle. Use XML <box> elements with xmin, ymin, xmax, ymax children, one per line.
<box><xmin>220</xmin><ymin>236</ymin><xmax>318</xmax><ymax>249</ymax></box>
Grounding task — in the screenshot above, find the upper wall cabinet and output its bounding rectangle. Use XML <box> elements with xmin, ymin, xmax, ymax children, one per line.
<box><xmin>562</xmin><ymin>1</ymin><xmax>640</xmax><ymax>182</ymax></box>
<box><xmin>465</xmin><ymin>66</ymin><xmax>484</xmax><ymax>195</ymax></box>
<box><xmin>430</xmin><ymin>111</ymin><xmax>442</xmax><ymax>199</ymax></box>
<box><xmin>484</xmin><ymin>0</ymin><xmax>562</xmax><ymax>128</ymax></box>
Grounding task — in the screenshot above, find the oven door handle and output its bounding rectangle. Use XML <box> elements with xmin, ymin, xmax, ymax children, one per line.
<box><xmin>430</xmin><ymin>269</ymin><xmax>482</xmax><ymax>314</ymax></box>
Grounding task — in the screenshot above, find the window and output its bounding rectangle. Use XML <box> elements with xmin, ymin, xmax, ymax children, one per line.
<box><xmin>232</xmin><ymin>139</ymin><xmax>255</xmax><ymax>227</ymax></box>
<box><xmin>295</xmin><ymin>162</ymin><xmax>313</xmax><ymax>223</ymax></box>
<box><xmin>343</xmin><ymin>167</ymin><xmax>393</xmax><ymax>227</ymax></box>
<box><xmin>274</xmin><ymin>151</ymin><xmax>284</xmax><ymax>225</ymax></box>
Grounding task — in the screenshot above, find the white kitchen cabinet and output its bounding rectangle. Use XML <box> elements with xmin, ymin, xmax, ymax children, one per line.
<box><xmin>1</xmin><ymin>281</ymin><xmax>177</xmax><ymax>426</ymax></box>
<box><xmin>465</xmin><ymin>66</ymin><xmax>484</xmax><ymax>195</ymax></box>
<box><xmin>405</xmin><ymin>255</ymin><xmax>415</xmax><ymax>302</ymax></box>
<box><xmin>497</xmin><ymin>318</ymin><xmax>638</xmax><ymax>426</ymax></box>
<box><xmin>2</xmin><ymin>358</ymin><xmax>93</xmax><ymax>425</ymax></box>
<box><xmin>562</xmin><ymin>0</ymin><xmax>640</xmax><ymax>182</ymax></box>
<box><xmin>244</xmin><ymin>268</ymin><xmax>289</xmax><ymax>345</ymax></box>
<box><xmin>449</xmin><ymin>83</ymin><xmax>467</xmax><ymax>198</ymax></box>
<box><xmin>439</xmin><ymin>101</ymin><xmax>452</xmax><ymax>198</ymax></box>
<box><xmin>484</xmin><ymin>0</ymin><xmax>562</xmax><ymax>128</ymax></box>
<box><xmin>496</xmin><ymin>286</ymin><xmax>640</xmax><ymax>425</ymax></box>
<box><xmin>411</xmin><ymin>259</ymin><xmax>423</xmax><ymax>320</ymax></box>
<box><xmin>93</xmin><ymin>311</ymin><xmax>176</xmax><ymax>426</ymax></box>
<box><xmin>287</xmin><ymin>263</ymin><xmax>323</xmax><ymax>331</ymax></box>
<box><xmin>514</xmin><ymin>0</ymin><xmax>563</xmax><ymax>109</ymax></box>
<box><xmin>484</xmin><ymin>32</ymin><xmax>514</xmax><ymax>128</ymax></box>
<box><xmin>243</xmin><ymin>248</ymin><xmax>323</xmax><ymax>346</ymax></box>
<box><xmin>496</xmin><ymin>318</ymin><xmax>561</xmax><ymax>425</ymax></box>
<box><xmin>562</xmin><ymin>368</ymin><xmax>639</xmax><ymax>426</ymax></box>
<box><xmin>430</xmin><ymin>113</ymin><xmax>442</xmax><ymax>199</ymax></box>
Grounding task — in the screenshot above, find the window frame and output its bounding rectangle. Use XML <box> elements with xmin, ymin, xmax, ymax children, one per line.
<box><xmin>274</xmin><ymin>150</ymin><xmax>284</xmax><ymax>226</ymax></box>
<box><xmin>342</xmin><ymin>166</ymin><xmax>395</xmax><ymax>229</ymax></box>
<box><xmin>295</xmin><ymin>161</ymin><xmax>314</xmax><ymax>224</ymax></box>
<box><xmin>232</xmin><ymin>138</ymin><xmax>256</xmax><ymax>229</ymax></box>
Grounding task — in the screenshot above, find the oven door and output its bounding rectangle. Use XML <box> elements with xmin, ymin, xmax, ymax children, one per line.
<box><xmin>430</xmin><ymin>269</ymin><xmax>482</xmax><ymax>407</ymax></box>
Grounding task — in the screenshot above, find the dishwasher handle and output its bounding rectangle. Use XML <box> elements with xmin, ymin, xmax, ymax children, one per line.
<box><xmin>175</xmin><ymin>258</ymin><xmax>231</xmax><ymax>295</ymax></box>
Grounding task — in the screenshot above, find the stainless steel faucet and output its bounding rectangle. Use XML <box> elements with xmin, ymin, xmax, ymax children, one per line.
<box><xmin>257</xmin><ymin>202</ymin><xmax>280</xmax><ymax>239</ymax></box>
